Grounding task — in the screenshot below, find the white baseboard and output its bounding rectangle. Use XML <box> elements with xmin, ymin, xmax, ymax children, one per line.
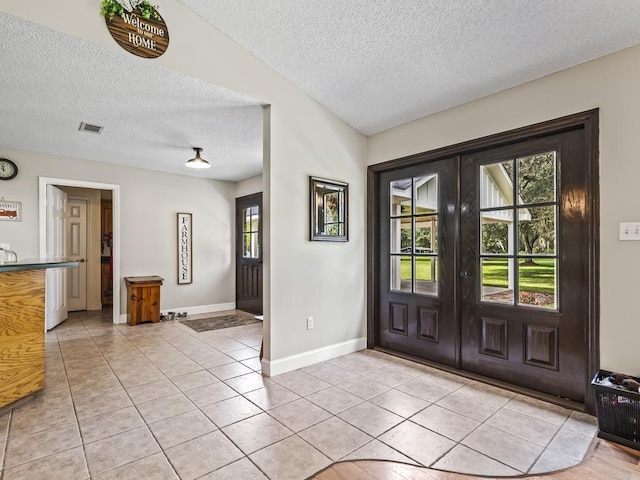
<box><xmin>163</xmin><ymin>302</ymin><xmax>237</xmax><ymax>316</ymax></box>
<box><xmin>116</xmin><ymin>302</ymin><xmax>236</xmax><ymax>325</ymax></box>
<box><xmin>261</xmin><ymin>337</ymin><xmax>367</xmax><ymax>377</ymax></box>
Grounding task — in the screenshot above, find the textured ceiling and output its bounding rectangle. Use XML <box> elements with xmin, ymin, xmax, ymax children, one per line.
<box><xmin>179</xmin><ymin>0</ymin><xmax>640</xmax><ymax>135</ymax></box>
<box><xmin>3</xmin><ymin>3</ymin><xmax>640</xmax><ymax>182</ymax></box>
<box><xmin>0</xmin><ymin>13</ymin><xmax>264</xmax><ymax>182</ymax></box>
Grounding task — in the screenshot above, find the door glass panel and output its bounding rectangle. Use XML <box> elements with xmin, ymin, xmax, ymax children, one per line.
<box><xmin>518</xmin><ymin>206</ymin><xmax>556</xmax><ymax>255</ymax></box>
<box><xmin>389</xmin><ymin>174</ymin><xmax>439</xmax><ymax>296</ymax></box>
<box><xmin>517</xmin><ymin>152</ymin><xmax>556</xmax><ymax>204</ymax></box>
<box><xmin>243</xmin><ymin>206</ymin><xmax>259</xmax><ymax>232</ymax></box>
<box><xmin>415</xmin><ymin>216</ymin><xmax>437</xmax><ymax>253</ymax></box>
<box><xmin>481</xmin><ymin>210</ymin><xmax>512</xmax><ymax>254</ymax></box>
<box><xmin>390</xmin><ymin>178</ymin><xmax>412</xmax><ymax>216</ymax></box>
<box><xmin>480</xmin><ymin>160</ymin><xmax>514</xmax><ymax>208</ymax></box>
<box><xmin>243</xmin><ymin>232</ymin><xmax>259</xmax><ymax>258</ymax></box>
<box><xmin>518</xmin><ymin>257</ymin><xmax>556</xmax><ymax>309</ymax></box>
<box><xmin>415</xmin><ymin>257</ymin><xmax>438</xmax><ymax>295</ymax></box>
<box><xmin>390</xmin><ymin>218</ymin><xmax>411</xmax><ymax>253</ymax></box>
<box><xmin>479</xmin><ymin>151</ymin><xmax>558</xmax><ymax>310</ymax></box>
<box><xmin>243</xmin><ymin>207</ymin><xmax>252</xmax><ymax>232</ymax></box>
<box><xmin>390</xmin><ymin>255</ymin><xmax>412</xmax><ymax>293</ymax></box>
<box><xmin>414</xmin><ymin>175</ymin><xmax>437</xmax><ymax>214</ymax></box>
<box><xmin>242</xmin><ymin>205</ymin><xmax>260</xmax><ymax>258</ymax></box>
<box><xmin>481</xmin><ymin>257</ymin><xmax>514</xmax><ymax>304</ymax></box>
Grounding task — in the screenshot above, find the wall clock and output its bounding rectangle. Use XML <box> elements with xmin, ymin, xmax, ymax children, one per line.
<box><xmin>0</xmin><ymin>159</ymin><xmax>18</xmax><ymax>180</ymax></box>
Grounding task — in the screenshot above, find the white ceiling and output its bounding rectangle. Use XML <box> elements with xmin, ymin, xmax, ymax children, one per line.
<box><xmin>0</xmin><ymin>13</ymin><xmax>264</xmax><ymax>182</ymax></box>
<box><xmin>180</xmin><ymin>0</ymin><xmax>640</xmax><ymax>135</ymax></box>
<box><xmin>2</xmin><ymin>3</ymin><xmax>640</xmax><ymax>180</ymax></box>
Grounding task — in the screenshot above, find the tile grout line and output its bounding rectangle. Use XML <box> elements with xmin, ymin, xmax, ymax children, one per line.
<box><xmin>60</xmin><ymin>319</ymin><xmax>93</xmax><ymax>480</ymax></box>
<box><xmin>6</xmin><ymin>310</ymin><xmax>598</xmax><ymax>479</ymax></box>
<box><xmin>2</xmin><ymin>322</ymin><xmax>88</xmax><ymax>476</ymax></box>
<box><xmin>0</xmin><ymin>408</ymin><xmax>12</xmax><ymax>475</ymax></box>
<box><xmin>85</xmin><ymin>313</ymin><xmax>276</xmax><ymax>478</ymax></box>
<box><xmin>76</xmin><ymin>312</ymin><xmax>180</xmax><ymax>479</ymax></box>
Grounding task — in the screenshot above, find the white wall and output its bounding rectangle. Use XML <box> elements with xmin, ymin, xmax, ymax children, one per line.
<box><xmin>1</xmin><ymin>0</ymin><xmax>367</xmax><ymax>372</ymax></box>
<box><xmin>0</xmin><ymin>147</ymin><xmax>236</xmax><ymax>316</ymax></box>
<box><xmin>235</xmin><ymin>174</ymin><xmax>263</xmax><ymax>198</ymax></box>
<box><xmin>368</xmin><ymin>45</ymin><xmax>640</xmax><ymax>375</ymax></box>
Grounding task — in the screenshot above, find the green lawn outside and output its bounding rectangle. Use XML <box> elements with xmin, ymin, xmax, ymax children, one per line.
<box><xmin>399</xmin><ymin>256</ymin><xmax>435</xmax><ymax>281</ymax></box>
<box><xmin>398</xmin><ymin>257</ymin><xmax>555</xmax><ymax>294</ymax></box>
<box><xmin>481</xmin><ymin>257</ymin><xmax>555</xmax><ymax>294</ymax></box>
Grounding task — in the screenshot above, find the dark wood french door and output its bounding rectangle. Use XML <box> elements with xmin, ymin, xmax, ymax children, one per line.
<box><xmin>371</xmin><ymin>111</ymin><xmax>598</xmax><ymax>407</ymax></box>
<box><xmin>459</xmin><ymin>131</ymin><xmax>589</xmax><ymax>402</ymax></box>
<box><xmin>378</xmin><ymin>158</ymin><xmax>458</xmax><ymax>366</ymax></box>
<box><xmin>236</xmin><ymin>193</ymin><xmax>263</xmax><ymax>315</ymax></box>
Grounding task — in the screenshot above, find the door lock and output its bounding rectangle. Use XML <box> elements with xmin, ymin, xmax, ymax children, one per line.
<box><xmin>459</xmin><ymin>270</ymin><xmax>470</xmax><ymax>278</ymax></box>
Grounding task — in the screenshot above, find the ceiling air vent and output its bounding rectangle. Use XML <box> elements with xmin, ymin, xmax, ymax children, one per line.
<box><xmin>78</xmin><ymin>122</ymin><xmax>104</xmax><ymax>134</ymax></box>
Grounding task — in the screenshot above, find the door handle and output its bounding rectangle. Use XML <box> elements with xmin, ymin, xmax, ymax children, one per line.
<box><xmin>79</xmin><ymin>258</ymin><xmax>86</xmax><ymax>263</ymax></box>
<box><xmin>459</xmin><ymin>270</ymin><xmax>470</xmax><ymax>278</ymax></box>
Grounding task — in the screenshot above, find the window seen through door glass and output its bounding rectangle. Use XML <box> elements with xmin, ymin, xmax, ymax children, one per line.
<box><xmin>242</xmin><ymin>206</ymin><xmax>260</xmax><ymax>258</ymax></box>
<box><xmin>479</xmin><ymin>151</ymin><xmax>558</xmax><ymax>309</ymax></box>
<box><xmin>389</xmin><ymin>176</ymin><xmax>439</xmax><ymax>296</ymax></box>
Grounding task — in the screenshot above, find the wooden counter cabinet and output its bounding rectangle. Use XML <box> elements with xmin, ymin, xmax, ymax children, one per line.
<box><xmin>0</xmin><ymin>258</ymin><xmax>78</xmax><ymax>409</ymax></box>
<box><xmin>124</xmin><ymin>276</ymin><xmax>164</xmax><ymax>326</ymax></box>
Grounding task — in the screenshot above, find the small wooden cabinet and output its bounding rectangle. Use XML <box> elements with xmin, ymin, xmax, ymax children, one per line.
<box><xmin>124</xmin><ymin>276</ymin><xmax>163</xmax><ymax>326</ymax></box>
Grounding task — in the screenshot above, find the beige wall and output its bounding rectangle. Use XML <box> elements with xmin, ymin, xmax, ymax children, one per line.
<box><xmin>1</xmin><ymin>1</ymin><xmax>367</xmax><ymax>370</ymax></box>
<box><xmin>368</xmin><ymin>45</ymin><xmax>640</xmax><ymax>375</ymax></box>
<box><xmin>235</xmin><ymin>175</ymin><xmax>263</xmax><ymax>199</ymax></box>
<box><xmin>0</xmin><ymin>147</ymin><xmax>237</xmax><ymax>316</ymax></box>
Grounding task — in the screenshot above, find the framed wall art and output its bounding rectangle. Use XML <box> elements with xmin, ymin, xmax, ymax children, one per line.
<box><xmin>309</xmin><ymin>176</ymin><xmax>348</xmax><ymax>242</ymax></box>
<box><xmin>0</xmin><ymin>199</ymin><xmax>22</xmax><ymax>222</ymax></box>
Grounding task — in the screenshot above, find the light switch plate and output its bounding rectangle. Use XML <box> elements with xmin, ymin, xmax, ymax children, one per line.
<box><xmin>619</xmin><ymin>222</ymin><xmax>640</xmax><ymax>241</ymax></box>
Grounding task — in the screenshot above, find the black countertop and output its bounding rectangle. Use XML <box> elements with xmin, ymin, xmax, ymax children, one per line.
<box><xmin>0</xmin><ymin>258</ymin><xmax>79</xmax><ymax>273</ymax></box>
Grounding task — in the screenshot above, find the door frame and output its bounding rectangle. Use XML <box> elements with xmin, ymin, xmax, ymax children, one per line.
<box><xmin>39</xmin><ymin>177</ymin><xmax>121</xmax><ymax>326</ymax></box>
<box><xmin>367</xmin><ymin>109</ymin><xmax>599</xmax><ymax>413</ymax></box>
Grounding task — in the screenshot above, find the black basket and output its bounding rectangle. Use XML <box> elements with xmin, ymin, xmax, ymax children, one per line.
<box><xmin>592</xmin><ymin>370</ymin><xmax>640</xmax><ymax>450</ymax></box>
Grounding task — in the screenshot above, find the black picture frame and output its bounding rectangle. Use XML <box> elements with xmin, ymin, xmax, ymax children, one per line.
<box><xmin>310</xmin><ymin>176</ymin><xmax>348</xmax><ymax>242</ymax></box>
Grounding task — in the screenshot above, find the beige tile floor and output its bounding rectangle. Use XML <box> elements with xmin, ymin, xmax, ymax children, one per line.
<box><xmin>0</xmin><ymin>309</ymin><xmax>598</xmax><ymax>480</ymax></box>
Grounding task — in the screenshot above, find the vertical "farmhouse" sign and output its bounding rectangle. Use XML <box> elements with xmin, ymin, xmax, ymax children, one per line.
<box><xmin>177</xmin><ymin>212</ymin><xmax>192</xmax><ymax>284</ymax></box>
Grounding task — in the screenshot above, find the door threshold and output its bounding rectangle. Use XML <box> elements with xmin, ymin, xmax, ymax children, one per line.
<box><xmin>373</xmin><ymin>346</ymin><xmax>589</xmax><ymax>414</ymax></box>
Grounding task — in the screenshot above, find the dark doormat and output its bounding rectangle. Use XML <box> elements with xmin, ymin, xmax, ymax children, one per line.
<box><xmin>180</xmin><ymin>314</ymin><xmax>261</xmax><ymax>333</ymax></box>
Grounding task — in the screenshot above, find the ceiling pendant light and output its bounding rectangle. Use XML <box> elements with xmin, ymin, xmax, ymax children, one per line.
<box><xmin>185</xmin><ymin>147</ymin><xmax>211</xmax><ymax>169</ymax></box>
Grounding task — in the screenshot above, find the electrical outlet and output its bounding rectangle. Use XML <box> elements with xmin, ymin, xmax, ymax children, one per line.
<box><xmin>619</xmin><ymin>222</ymin><xmax>640</xmax><ymax>240</ymax></box>
<box><xmin>306</xmin><ymin>316</ymin><xmax>314</xmax><ymax>330</ymax></box>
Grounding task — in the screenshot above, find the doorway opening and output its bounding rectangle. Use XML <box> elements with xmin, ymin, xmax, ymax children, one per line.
<box><xmin>39</xmin><ymin>177</ymin><xmax>120</xmax><ymax>327</ymax></box>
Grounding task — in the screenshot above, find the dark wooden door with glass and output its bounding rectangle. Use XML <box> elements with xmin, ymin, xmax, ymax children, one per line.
<box><xmin>378</xmin><ymin>158</ymin><xmax>458</xmax><ymax>367</ymax></box>
<box><xmin>373</xmin><ymin>115</ymin><xmax>597</xmax><ymax>406</ymax></box>
<box><xmin>236</xmin><ymin>193</ymin><xmax>263</xmax><ymax>315</ymax></box>
<box><xmin>459</xmin><ymin>131</ymin><xmax>590</xmax><ymax>403</ymax></box>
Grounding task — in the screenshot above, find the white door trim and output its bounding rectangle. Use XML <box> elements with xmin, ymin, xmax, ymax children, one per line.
<box><xmin>39</xmin><ymin>177</ymin><xmax>121</xmax><ymax>325</ymax></box>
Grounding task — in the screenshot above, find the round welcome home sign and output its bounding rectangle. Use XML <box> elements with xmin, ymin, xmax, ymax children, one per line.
<box><xmin>103</xmin><ymin>0</ymin><xmax>169</xmax><ymax>59</ymax></box>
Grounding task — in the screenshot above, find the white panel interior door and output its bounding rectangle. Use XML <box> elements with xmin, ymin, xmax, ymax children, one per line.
<box><xmin>46</xmin><ymin>185</ymin><xmax>68</xmax><ymax>330</ymax></box>
<box><xmin>67</xmin><ymin>199</ymin><xmax>87</xmax><ymax>311</ymax></box>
